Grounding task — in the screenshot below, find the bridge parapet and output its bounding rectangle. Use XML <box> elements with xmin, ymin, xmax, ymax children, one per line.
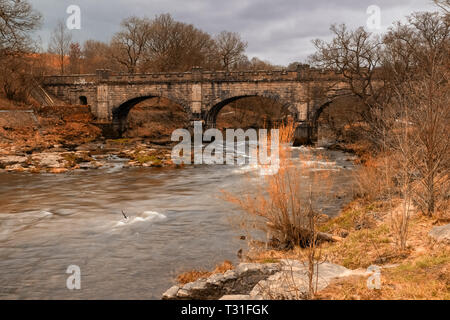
<box><xmin>42</xmin><ymin>74</ymin><xmax>98</xmax><ymax>85</ymax></box>
<box><xmin>42</xmin><ymin>67</ymin><xmax>345</xmax><ymax>86</ymax></box>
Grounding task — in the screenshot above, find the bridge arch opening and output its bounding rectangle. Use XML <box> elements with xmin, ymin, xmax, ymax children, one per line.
<box><xmin>312</xmin><ymin>95</ymin><xmax>365</xmax><ymax>145</ymax></box>
<box><xmin>79</xmin><ymin>96</ymin><xmax>88</xmax><ymax>105</ymax></box>
<box><xmin>112</xmin><ymin>96</ymin><xmax>190</xmax><ymax>140</ymax></box>
<box><xmin>208</xmin><ymin>95</ymin><xmax>294</xmax><ymax>130</ymax></box>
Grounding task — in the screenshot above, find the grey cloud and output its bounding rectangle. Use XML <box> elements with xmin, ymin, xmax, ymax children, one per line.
<box><xmin>29</xmin><ymin>0</ymin><xmax>437</xmax><ymax>65</ymax></box>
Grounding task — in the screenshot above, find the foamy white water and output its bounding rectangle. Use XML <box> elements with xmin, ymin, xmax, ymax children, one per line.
<box><xmin>114</xmin><ymin>211</ymin><xmax>167</xmax><ymax>228</ymax></box>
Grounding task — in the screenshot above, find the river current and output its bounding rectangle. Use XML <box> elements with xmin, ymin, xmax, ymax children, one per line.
<box><xmin>0</xmin><ymin>147</ymin><xmax>355</xmax><ymax>299</ymax></box>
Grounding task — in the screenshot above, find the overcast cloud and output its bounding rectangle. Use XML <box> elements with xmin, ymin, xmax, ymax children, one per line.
<box><xmin>29</xmin><ymin>0</ymin><xmax>437</xmax><ymax>66</ymax></box>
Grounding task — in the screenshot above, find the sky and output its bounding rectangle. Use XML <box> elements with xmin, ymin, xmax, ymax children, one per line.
<box><xmin>29</xmin><ymin>0</ymin><xmax>438</xmax><ymax>66</ymax></box>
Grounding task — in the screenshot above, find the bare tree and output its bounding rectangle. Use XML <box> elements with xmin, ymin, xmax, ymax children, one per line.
<box><xmin>310</xmin><ymin>25</ymin><xmax>389</xmax><ymax>145</ymax></box>
<box><xmin>215</xmin><ymin>31</ymin><xmax>247</xmax><ymax>71</ymax></box>
<box><xmin>433</xmin><ymin>0</ymin><xmax>450</xmax><ymax>13</ymax></box>
<box><xmin>383</xmin><ymin>12</ymin><xmax>449</xmax><ymax>217</ymax></box>
<box><xmin>310</xmin><ymin>10</ymin><xmax>449</xmax><ymax>219</ymax></box>
<box><xmin>49</xmin><ymin>20</ymin><xmax>72</xmax><ymax>75</ymax></box>
<box><xmin>143</xmin><ymin>14</ymin><xmax>217</xmax><ymax>72</ymax></box>
<box><xmin>0</xmin><ymin>0</ymin><xmax>41</xmax><ymax>55</ymax></box>
<box><xmin>0</xmin><ymin>54</ymin><xmax>33</xmax><ymax>101</ymax></box>
<box><xmin>0</xmin><ymin>0</ymin><xmax>41</xmax><ymax>102</ymax></box>
<box><xmin>110</xmin><ymin>16</ymin><xmax>152</xmax><ymax>74</ymax></box>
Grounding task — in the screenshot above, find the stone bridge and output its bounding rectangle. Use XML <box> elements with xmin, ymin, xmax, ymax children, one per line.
<box><xmin>41</xmin><ymin>66</ymin><xmax>351</xmax><ymax>144</ymax></box>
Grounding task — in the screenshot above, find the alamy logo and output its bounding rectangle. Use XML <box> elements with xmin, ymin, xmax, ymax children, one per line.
<box><xmin>171</xmin><ymin>121</ymin><xmax>280</xmax><ymax>175</ymax></box>
<box><xmin>66</xmin><ymin>265</ymin><xmax>81</xmax><ymax>290</ymax></box>
<box><xmin>366</xmin><ymin>265</ymin><xmax>381</xmax><ymax>289</ymax></box>
<box><xmin>366</xmin><ymin>5</ymin><xmax>381</xmax><ymax>30</ymax></box>
<box><xmin>66</xmin><ymin>5</ymin><xmax>81</xmax><ymax>30</ymax></box>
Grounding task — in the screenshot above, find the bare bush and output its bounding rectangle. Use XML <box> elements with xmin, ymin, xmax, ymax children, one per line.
<box><xmin>223</xmin><ymin>121</ymin><xmax>333</xmax><ymax>249</ymax></box>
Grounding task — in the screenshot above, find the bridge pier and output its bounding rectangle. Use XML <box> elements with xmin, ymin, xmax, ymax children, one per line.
<box><xmin>293</xmin><ymin>122</ymin><xmax>315</xmax><ymax>146</ymax></box>
<box><xmin>91</xmin><ymin>121</ymin><xmax>120</xmax><ymax>139</ymax></box>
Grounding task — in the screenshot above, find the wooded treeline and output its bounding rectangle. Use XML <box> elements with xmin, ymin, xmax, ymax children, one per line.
<box><xmin>48</xmin><ymin>13</ymin><xmax>286</xmax><ymax>75</ymax></box>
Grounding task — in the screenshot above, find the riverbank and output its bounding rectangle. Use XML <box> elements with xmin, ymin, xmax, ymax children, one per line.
<box><xmin>0</xmin><ymin>101</ymin><xmax>175</xmax><ymax>173</ymax></box>
<box><xmin>163</xmin><ymin>135</ymin><xmax>449</xmax><ymax>300</ymax></box>
<box><xmin>165</xmin><ymin>198</ymin><xmax>449</xmax><ymax>300</ymax></box>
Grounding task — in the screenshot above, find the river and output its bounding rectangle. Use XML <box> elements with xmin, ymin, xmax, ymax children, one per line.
<box><xmin>0</xmin><ymin>147</ymin><xmax>355</xmax><ymax>299</ymax></box>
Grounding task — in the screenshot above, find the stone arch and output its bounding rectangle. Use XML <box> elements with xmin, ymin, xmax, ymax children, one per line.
<box><xmin>205</xmin><ymin>93</ymin><xmax>296</xmax><ymax>127</ymax></box>
<box><xmin>111</xmin><ymin>94</ymin><xmax>192</xmax><ymax>136</ymax></box>
<box><xmin>309</xmin><ymin>93</ymin><xmax>354</xmax><ymax>142</ymax></box>
<box><xmin>308</xmin><ymin>100</ymin><xmax>333</xmax><ymax>143</ymax></box>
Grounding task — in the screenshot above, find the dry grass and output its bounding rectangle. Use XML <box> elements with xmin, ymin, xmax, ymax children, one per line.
<box><xmin>245</xmin><ymin>196</ymin><xmax>449</xmax><ymax>297</ymax></box>
<box><xmin>321</xmin><ymin>223</ymin><xmax>399</xmax><ymax>269</ymax></box>
<box><xmin>246</xmin><ymin>246</ymin><xmax>304</xmax><ymax>263</ymax></box>
<box><xmin>176</xmin><ymin>260</ymin><xmax>234</xmax><ymax>285</ymax></box>
<box><xmin>176</xmin><ymin>270</ymin><xmax>211</xmax><ymax>285</ymax></box>
<box><xmin>319</xmin><ymin>200</ymin><xmax>381</xmax><ymax>234</ymax></box>
<box><xmin>353</xmin><ymin>154</ymin><xmax>397</xmax><ymax>201</ymax></box>
<box><xmin>0</xmin><ymin>96</ymin><xmax>32</xmax><ymax>110</ymax></box>
<box><xmin>276</xmin><ymin>120</ymin><xmax>296</xmax><ymax>145</ymax></box>
<box><xmin>316</xmin><ymin>249</ymin><xmax>450</xmax><ymax>300</ymax></box>
<box><xmin>318</xmin><ymin>198</ymin><xmax>449</xmax><ymax>269</ymax></box>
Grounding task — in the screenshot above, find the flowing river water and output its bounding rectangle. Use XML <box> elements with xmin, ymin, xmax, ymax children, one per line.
<box><xmin>0</xmin><ymin>147</ymin><xmax>356</xmax><ymax>299</ymax></box>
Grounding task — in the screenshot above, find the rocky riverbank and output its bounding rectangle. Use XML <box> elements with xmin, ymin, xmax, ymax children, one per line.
<box><xmin>162</xmin><ymin>259</ymin><xmax>378</xmax><ymax>300</ymax></box>
<box><xmin>0</xmin><ymin>139</ymin><xmax>175</xmax><ymax>173</ymax></box>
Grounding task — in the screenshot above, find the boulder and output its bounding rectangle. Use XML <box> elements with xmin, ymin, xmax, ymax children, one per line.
<box><xmin>31</xmin><ymin>153</ymin><xmax>62</xmax><ymax>168</ymax></box>
<box><xmin>250</xmin><ymin>260</ymin><xmax>353</xmax><ymax>300</ymax></box>
<box><xmin>429</xmin><ymin>224</ymin><xmax>450</xmax><ymax>244</ymax></box>
<box><xmin>162</xmin><ymin>263</ymin><xmax>279</xmax><ymax>300</ymax></box>
<box><xmin>162</xmin><ymin>259</ymin><xmax>374</xmax><ymax>300</ymax></box>
<box><xmin>0</xmin><ymin>155</ymin><xmax>28</xmax><ymax>166</ymax></box>
<box><xmin>162</xmin><ymin>285</ymin><xmax>180</xmax><ymax>300</ymax></box>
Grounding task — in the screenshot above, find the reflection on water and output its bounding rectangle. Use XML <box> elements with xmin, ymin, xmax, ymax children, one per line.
<box><xmin>0</xmin><ymin>147</ymin><xmax>355</xmax><ymax>299</ymax></box>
